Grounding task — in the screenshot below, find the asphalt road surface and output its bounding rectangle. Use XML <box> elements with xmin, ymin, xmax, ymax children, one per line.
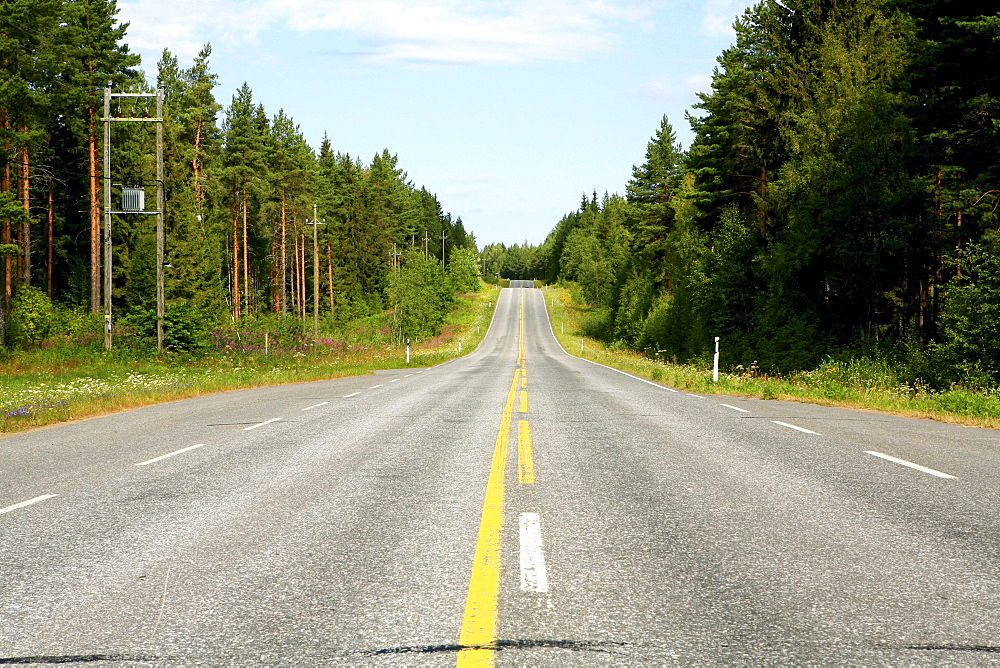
<box><xmin>3</xmin><ymin>282</ymin><xmax>1000</xmax><ymax>665</ymax></box>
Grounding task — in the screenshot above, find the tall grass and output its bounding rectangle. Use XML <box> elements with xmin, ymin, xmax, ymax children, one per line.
<box><xmin>0</xmin><ymin>285</ymin><xmax>498</xmax><ymax>434</ymax></box>
<box><xmin>543</xmin><ymin>284</ymin><xmax>1000</xmax><ymax>430</ymax></box>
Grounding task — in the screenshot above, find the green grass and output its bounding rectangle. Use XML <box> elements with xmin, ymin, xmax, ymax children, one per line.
<box><xmin>0</xmin><ymin>286</ymin><xmax>498</xmax><ymax>434</ymax></box>
<box><xmin>543</xmin><ymin>284</ymin><xmax>1000</xmax><ymax>430</ymax></box>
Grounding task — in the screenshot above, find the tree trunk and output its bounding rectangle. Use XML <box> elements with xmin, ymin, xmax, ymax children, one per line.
<box><xmin>280</xmin><ymin>192</ymin><xmax>287</xmax><ymax>313</ymax></box>
<box><xmin>242</xmin><ymin>189</ymin><xmax>249</xmax><ymax>313</ymax></box>
<box><xmin>299</xmin><ymin>232</ymin><xmax>306</xmax><ymax>320</ymax></box>
<box><xmin>192</xmin><ymin>118</ymin><xmax>203</xmax><ymax>215</ymax></box>
<box><xmin>292</xmin><ymin>230</ymin><xmax>300</xmax><ymax>319</ymax></box>
<box><xmin>89</xmin><ymin>107</ymin><xmax>101</xmax><ymax>312</ymax></box>
<box><xmin>21</xmin><ymin>140</ymin><xmax>30</xmax><ymax>287</ymax></box>
<box><xmin>232</xmin><ymin>189</ymin><xmax>240</xmax><ymax>320</ymax></box>
<box><xmin>47</xmin><ymin>180</ymin><xmax>53</xmax><ymax>298</ymax></box>
<box><xmin>2</xmin><ymin>159</ymin><xmax>10</xmax><ymax>310</ymax></box>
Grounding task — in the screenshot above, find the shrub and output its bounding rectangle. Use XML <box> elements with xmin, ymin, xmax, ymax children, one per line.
<box><xmin>122</xmin><ymin>300</ymin><xmax>212</xmax><ymax>352</ymax></box>
<box><xmin>8</xmin><ymin>287</ymin><xmax>55</xmax><ymax>348</ymax></box>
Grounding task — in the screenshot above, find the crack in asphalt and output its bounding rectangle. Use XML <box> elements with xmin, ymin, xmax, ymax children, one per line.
<box><xmin>363</xmin><ymin>638</ymin><xmax>631</xmax><ymax>656</ymax></box>
<box><xmin>0</xmin><ymin>655</ymin><xmax>161</xmax><ymax>665</ymax></box>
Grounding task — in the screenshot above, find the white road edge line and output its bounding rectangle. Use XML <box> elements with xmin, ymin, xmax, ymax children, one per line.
<box><xmin>519</xmin><ymin>512</ymin><xmax>549</xmax><ymax>593</ymax></box>
<box><xmin>368</xmin><ymin>384</ymin><xmax>383</xmax><ymax>389</ymax></box>
<box><xmin>302</xmin><ymin>401</ymin><xmax>330</xmax><ymax>411</ymax></box>
<box><xmin>541</xmin><ymin>298</ymin><xmax>683</xmax><ymax>394</ymax></box>
<box><xmin>135</xmin><ymin>443</ymin><xmax>207</xmax><ymax>466</ymax></box>
<box><xmin>721</xmin><ymin>403</ymin><xmax>751</xmax><ymax>413</ymax></box>
<box><xmin>865</xmin><ymin>451</ymin><xmax>956</xmax><ymax>479</ymax></box>
<box><xmin>772</xmin><ymin>420</ymin><xmax>819</xmax><ymax>435</ymax></box>
<box><xmin>0</xmin><ymin>494</ymin><xmax>59</xmax><ymax>516</ymax></box>
<box><xmin>343</xmin><ymin>392</ymin><xmax>360</xmax><ymax>398</ymax></box>
<box><xmin>405</xmin><ymin>373</ymin><xmax>414</xmax><ymax>377</ymax></box>
<box><xmin>686</xmin><ymin>393</ymin><xmax>706</xmax><ymax>399</ymax></box>
<box><xmin>243</xmin><ymin>418</ymin><xmax>282</xmax><ymax>431</ymax></box>
<box><xmin>389</xmin><ymin>378</ymin><xmax>401</xmax><ymax>383</ymax></box>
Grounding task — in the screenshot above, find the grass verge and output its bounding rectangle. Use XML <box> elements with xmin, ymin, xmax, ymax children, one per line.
<box><xmin>542</xmin><ymin>284</ymin><xmax>1000</xmax><ymax>431</ymax></box>
<box><xmin>0</xmin><ymin>287</ymin><xmax>498</xmax><ymax>435</ymax></box>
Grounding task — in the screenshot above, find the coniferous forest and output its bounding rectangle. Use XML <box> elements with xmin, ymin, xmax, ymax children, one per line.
<box><xmin>497</xmin><ymin>0</ymin><xmax>1000</xmax><ymax>388</ymax></box>
<box><xmin>0</xmin><ymin>0</ymin><xmax>479</xmax><ymax>352</ymax></box>
<box><xmin>4</xmin><ymin>0</ymin><xmax>1000</xmax><ymax>392</ymax></box>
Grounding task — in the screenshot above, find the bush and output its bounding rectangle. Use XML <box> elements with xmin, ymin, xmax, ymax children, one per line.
<box><xmin>935</xmin><ymin>232</ymin><xmax>1000</xmax><ymax>387</ymax></box>
<box><xmin>448</xmin><ymin>247</ymin><xmax>482</xmax><ymax>293</ymax></box>
<box><xmin>122</xmin><ymin>300</ymin><xmax>212</xmax><ymax>352</ymax></box>
<box><xmin>8</xmin><ymin>287</ymin><xmax>55</xmax><ymax>348</ymax></box>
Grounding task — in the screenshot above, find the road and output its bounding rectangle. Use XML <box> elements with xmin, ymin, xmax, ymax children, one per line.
<box><xmin>2</xmin><ymin>282</ymin><xmax>1000</xmax><ymax>664</ymax></box>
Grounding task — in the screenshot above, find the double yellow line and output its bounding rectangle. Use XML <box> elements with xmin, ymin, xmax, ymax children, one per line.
<box><xmin>457</xmin><ymin>290</ymin><xmax>534</xmax><ymax>666</ymax></box>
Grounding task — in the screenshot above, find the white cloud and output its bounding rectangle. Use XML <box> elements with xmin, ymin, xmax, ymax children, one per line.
<box><xmin>119</xmin><ymin>0</ymin><xmax>654</xmax><ymax>66</ymax></box>
<box><xmin>633</xmin><ymin>72</ymin><xmax>711</xmax><ymax>102</ymax></box>
<box><xmin>699</xmin><ymin>0</ymin><xmax>753</xmax><ymax>37</ymax></box>
<box><xmin>119</xmin><ymin>0</ymin><xmax>275</xmax><ymax>62</ymax></box>
<box><xmin>685</xmin><ymin>72</ymin><xmax>712</xmax><ymax>95</ymax></box>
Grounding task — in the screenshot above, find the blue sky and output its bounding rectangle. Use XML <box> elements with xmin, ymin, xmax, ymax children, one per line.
<box><xmin>117</xmin><ymin>0</ymin><xmax>756</xmax><ymax>247</ymax></box>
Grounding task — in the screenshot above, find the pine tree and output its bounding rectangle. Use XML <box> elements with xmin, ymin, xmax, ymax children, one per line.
<box><xmin>57</xmin><ymin>0</ymin><xmax>140</xmax><ymax>312</ymax></box>
<box><xmin>0</xmin><ymin>0</ymin><xmax>61</xmax><ymax>337</ymax></box>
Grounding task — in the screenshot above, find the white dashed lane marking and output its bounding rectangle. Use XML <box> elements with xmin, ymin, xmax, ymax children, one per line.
<box><xmin>135</xmin><ymin>443</ymin><xmax>207</xmax><ymax>466</ymax></box>
<box><xmin>772</xmin><ymin>420</ymin><xmax>819</xmax><ymax>435</ymax></box>
<box><xmin>519</xmin><ymin>512</ymin><xmax>549</xmax><ymax>593</ymax></box>
<box><xmin>865</xmin><ymin>451</ymin><xmax>955</xmax><ymax>479</ymax></box>
<box><xmin>0</xmin><ymin>494</ymin><xmax>59</xmax><ymax>516</ymax></box>
<box><xmin>243</xmin><ymin>418</ymin><xmax>282</xmax><ymax>431</ymax></box>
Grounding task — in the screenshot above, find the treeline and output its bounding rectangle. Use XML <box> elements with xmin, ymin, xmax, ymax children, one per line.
<box><xmin>0</xmin><ymin>0</ymin><xmax>477</xmax><ymax>349</ymax></box>
<box><xmin>531</xmin><ymin>0</ymin><xmax>1000</xmax><ymax>387</ymax></box>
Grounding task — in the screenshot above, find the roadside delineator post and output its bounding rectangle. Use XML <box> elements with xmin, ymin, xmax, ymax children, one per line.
<box><xmin>713</xmin><ymin>336</ymin><xmax>720</xmax><ymax>383</ymax></box>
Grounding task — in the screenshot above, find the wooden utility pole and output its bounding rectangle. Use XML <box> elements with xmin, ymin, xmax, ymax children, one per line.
<box><xmin>102</xmin><ymin>86</ymin><xmax>165</xmax><ymax>350</ymax></box>
<box><xmin>102</xmin><ymin>87</ymin><xmax>111</xmax><ymax>349</ymax></box>
<box><xmin>308</xmin><ymin>204</ymin><xmax>325</xmax><ymax>336</ymax></box>
<box><xmin>155</xmin><ymin>88</ymin><xmax>164</xmax><ymax>351</ymax></box>
<box><xmin>326</xmin><ymin>242</ymin><xmax>334</xmax><ymax>315</ymax></box>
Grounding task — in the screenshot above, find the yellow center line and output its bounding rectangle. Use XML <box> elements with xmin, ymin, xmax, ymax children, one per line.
<box><xmin>457</xmin><ymin>365</ymin><xmax>521</xmax><ymax>667</ymax></box>
<box><xmin>518</xmin><ymin>420</ymin><xmax>535</xmax><ymax>485</ymax></box>
<box><xmin>519</xmin><ymin>391</ymin><xmax>528</xmax><ymax>413</ymax></box>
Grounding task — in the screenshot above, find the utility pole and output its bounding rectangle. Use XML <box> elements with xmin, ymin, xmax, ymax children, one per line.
<box><xmin>422</xmin><ymin>230</ymin><xmax>430</xmax><ymax>261</ymax></box>
<box><xmin>389</xmin><ymin>243</ymin><xmax>402</xmax><ymax>270</ymax></box>
<box><xmin>103</xmin><ymin>87</ymin><xmax>111</xmax><ymax>350</ymax></box>
<box><xmin>441</xmin><ymin>229</ymin><xmax>448</xmax><ymax>271</ymax></box>
<box><xmin>306</xmin><ymin>203</ymin><xmax>325</xmax><ymax>338</ymax></box>
<box><xmin>155</xmin><ymin>89</ymin><xmax>164</xmax><ymax>351</ymax></box>
<box><xmin>101</xmin><ymin>86</ymin><xmax>164</xmax><ymax>350</ymax></box>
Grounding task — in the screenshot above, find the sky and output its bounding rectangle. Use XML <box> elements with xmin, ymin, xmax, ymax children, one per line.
<box><xmin>116</xmin><ymin>0</ymin><xmax>757</xmax><ymax>248</ymax></box>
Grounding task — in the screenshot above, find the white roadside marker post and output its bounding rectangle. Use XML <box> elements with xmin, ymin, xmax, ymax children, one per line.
<box><xmin>713</xmin><ymin>336</ymin><xmax>720</xmax><ymax>383</ymax></box>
